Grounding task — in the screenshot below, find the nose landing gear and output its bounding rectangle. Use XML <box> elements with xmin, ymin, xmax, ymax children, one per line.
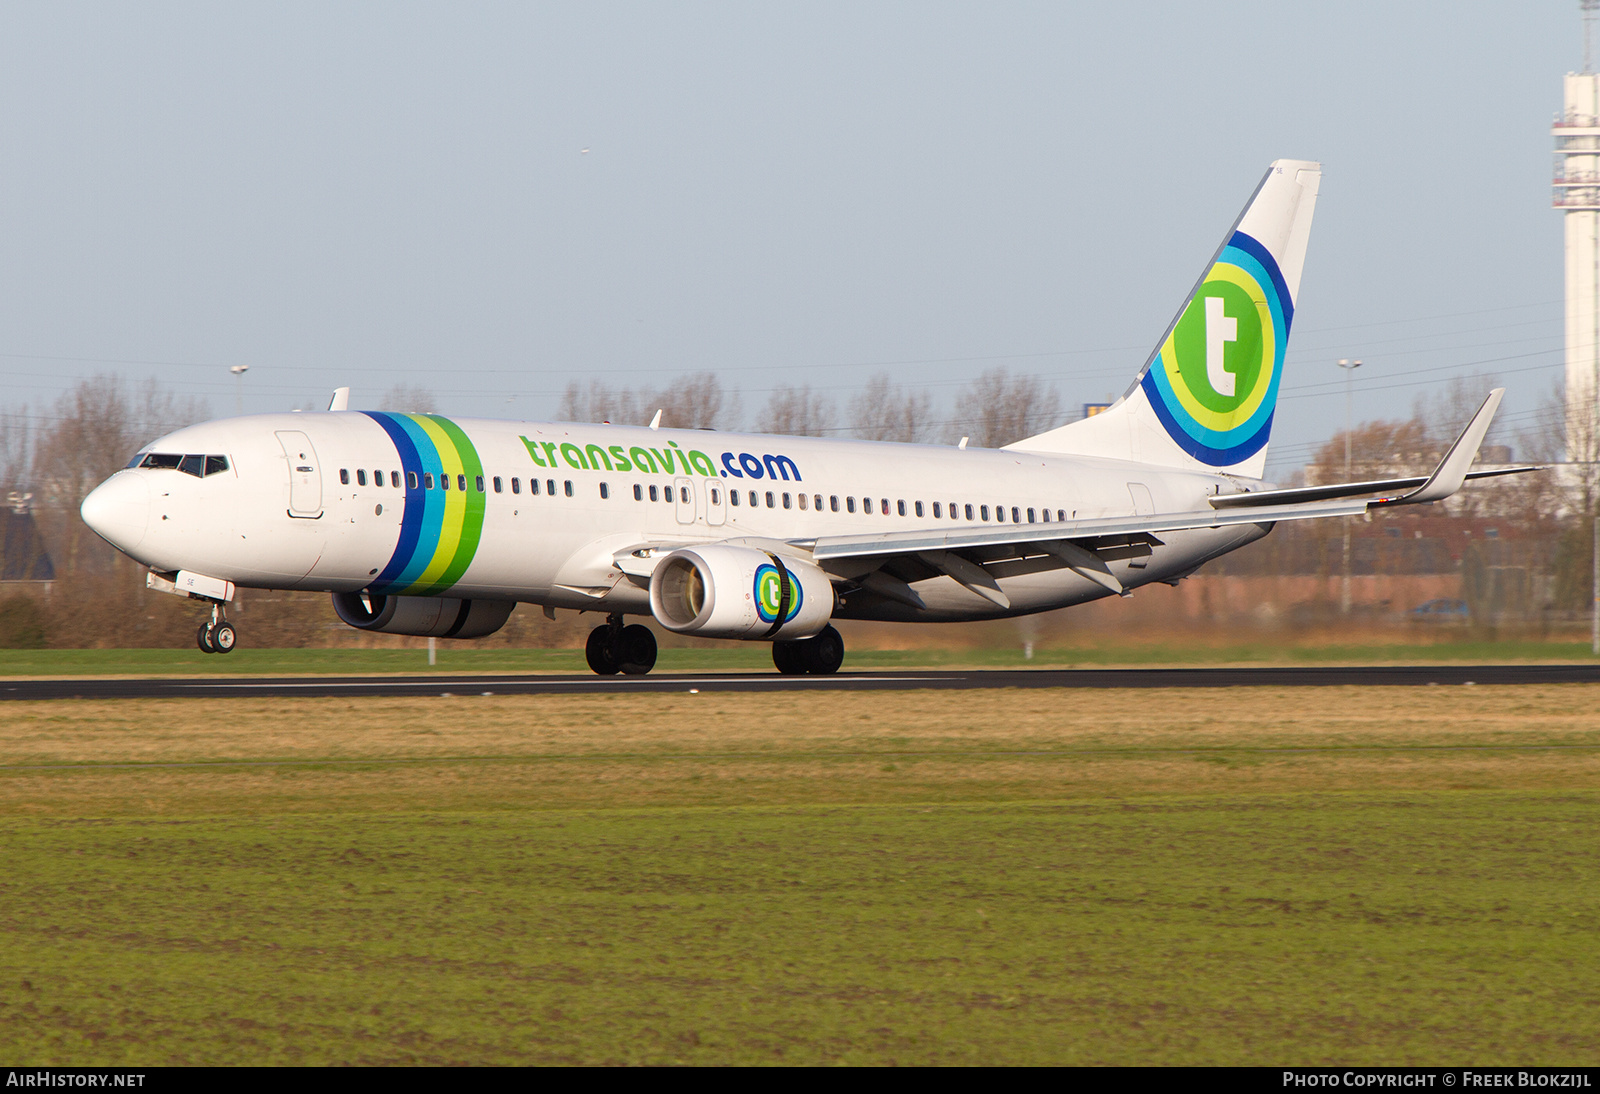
<box><xmin>196</xmin><ymin>602</ymin><xmax>238</xmax><ymax>654</ymax></box>
<box><xmin>585</xmin><ymin>614</ymin><xmax>658</xmax><ymax>675</ymax></box>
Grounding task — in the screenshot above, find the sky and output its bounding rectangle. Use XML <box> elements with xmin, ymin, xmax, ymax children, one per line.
<box><xmin>0</xmin><ymin>2</ymin><xmax>1581</xmax><ymax>477</ymax></box>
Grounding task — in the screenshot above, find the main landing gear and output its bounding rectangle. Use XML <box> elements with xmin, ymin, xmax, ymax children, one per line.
<box><xmin>772</xmin><ymin>624</ymin><xmax>844</xmax><ymax>675</ymax></box>
<box><xmin>586</xmin><ymin>614</ymin><xmax>658</xmax><ymax>675</ymax></box>
<box><xmin>196</xmin><ymin>602</ymin><xmax>238</xmax><ymax>654</ymax></box>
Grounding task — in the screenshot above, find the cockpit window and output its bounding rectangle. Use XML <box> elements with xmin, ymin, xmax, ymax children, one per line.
<box><xmin>137</xmin><ymin>453</ymin><xmax>230</xmax><ymax>477</ymax></box>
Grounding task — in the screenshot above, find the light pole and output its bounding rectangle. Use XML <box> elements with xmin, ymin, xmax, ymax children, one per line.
<box><xmin>230</xmin><ymin>365</ymin><xmax>249</xmax><ymax>416</ymax></box>
<box><xmin>1337</xmin><ymin>358</ymin><xmax>1363</xmax><ymax>615</ymax></box>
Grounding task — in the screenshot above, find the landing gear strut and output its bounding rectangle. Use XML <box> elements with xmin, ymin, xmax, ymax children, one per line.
<box><xmin>772</xmin><ymin>624</ymin><xmax>844</xmax><ymax>675</ymax></box>
<box><xmin>585</xmin><ymin>614</ymin><xmax>658</xmax><ymax>676</ymax></box>
<box><xmin>196</xmin><ymin>602</ymin><xmax>238</xmax><ymax>654</ymax></box>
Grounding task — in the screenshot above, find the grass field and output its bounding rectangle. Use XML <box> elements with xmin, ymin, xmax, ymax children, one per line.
<box><xmin>2</xmin><ymin>636</ymin><xmax>1598</xmax><ymax>677</ymax></box>
<box><xmin>2</xmin><ymin>686</ymin><xmax>1598</xmax><ymax>1064</ymax></box>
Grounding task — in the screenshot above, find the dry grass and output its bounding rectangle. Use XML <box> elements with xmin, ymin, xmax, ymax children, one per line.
<box><xmin>3</xmin><ymin>686</ymin><xmax>1599</xmax><ymax>817</ymax></box>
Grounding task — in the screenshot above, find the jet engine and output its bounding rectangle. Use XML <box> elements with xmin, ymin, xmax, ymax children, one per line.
<box><xmin>649</xmin><ymin>544</ymin><xmax>834</xmax><ymax>640</ymax></box>
<box><xmin>331</xmin><ymin>592</ymin><xmax>514</xmax><ymax>639</ymax></box>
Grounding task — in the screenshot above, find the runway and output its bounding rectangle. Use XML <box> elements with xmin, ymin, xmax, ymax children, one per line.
<box><xmin>3</xmin><ymin>663</ymin><xmax>1599</xmax><ymax>700</ymax></box>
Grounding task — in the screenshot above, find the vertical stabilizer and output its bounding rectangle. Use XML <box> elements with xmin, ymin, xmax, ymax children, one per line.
<box><xmin>1005</xmin><ymin>159</ymin><xmax>1321</xmax><ymax>479</ymax></box>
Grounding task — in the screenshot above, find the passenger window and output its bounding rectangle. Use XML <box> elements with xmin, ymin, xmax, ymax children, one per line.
<box><xmin>371</xmin><ymin>470</ymin><xmax>380</xmax><ymax>485</ymax></box>
<box><xmin>389</xmin><ymin>471</ymin><xmax>398</xmax><ymax>488</ymax></box>
<box><xmin>980</xmin><ymin>505</ymin><xmax>989</xmax><ymax>521</ymax></box>
<box><xmin>442</xmin><ymin>474</ymin><xmax>451</xmax><ymax>492</ymax></box>
<box><xmin>798</xmin><ymin>493</ymin><xmax>807</xmax><ymax>511</ymax></box>
<box><xmin>932</xmin><ymin>502</ymin><xmax>941</xmax><ymax>518</ymax></box>
<box><xmin>356</xmin><ymin>470</ymin><xmax>367</xmax><ymax>486</ymax></box>
<box><xmin>1058</xmin><ymin>509</ymin><xmax>1066</xmax><ymax>522</ymax></box>
<box><xmin>547</xmin><ymin>479</ymin><xmax>556</xmax><ymax>495</ymax></box>
<box><xmin>649</xmin><ymin>484</ymin><xmax>659</xmax><ymax>502</ymax></box>
<box><xmin>783</xmin><ymin>492</ymin><xmax>791</xmax><ymax>509</ymax></box>
<box><xmin>814</xmin><ymin>495</ymin><xmax>822</xmax><ymax>510</ymax></box>
<box><xmin>765</xmin><ymin>491</ymin><xmax>775</xmax><ymax>508</ymax></box>
<box><xmin>600</xmin><ymin>482</ymin><xmax>610</xmax><ymax>499</ymax></box>
<box><xmin>204</xmin><ymin>455</ymin><xmax>229</xmax><ymax>476</ymax></box>
<box><xmin>407</xmin><ymin>472</ymin><xmax>418</xmax><ymax>489</ymax></box>
<box><xmin>730</xmin><ymin>488</ymin><xmax>739</xmax><ymax>506</ymax></box>
<box><xmin>530</xmin><ymin>478</ymin><xmax>540</xmax><ymax>495</ymax></box>
<box><xmin>915</xmin><ymin>501</ymin><xmax>924</xmax><ymax>517</ymax></box>
<box><xmin>965</xmin><ymin>504</ymin><xmax>973</xmax><ymax>520</ymax></box>
<box><xmin>339</xmin><ymin>468</ymin><xmax>350</xmax><ymax>485</ymax></box>
<box><xmin>458</xmin><ymin>474</ymin><xmax>467</xmax><ymax>492</ymax></box>
<box><xmin>847</xmin><ymin>497</ymin><xmax>856</xmax><ymax>513</ymax></box>
<box><xmin>1039</xmin><ymin>508</ymin><xmax>1048</xmax><ymax>522</ymax></box>
<box><xmin>830</xmin><ymin>495</ymin><xmax>839</xmax><ymax>512</ymax></box>
<box><xmin>633</xmin><ymin>484</ymin><xmax>642</xmax><ymax>501</ymax></box>
<box><xmin>424</xmin><ymin>472</ymin><xmax>435</xmax><ymax>489</ymax></box>
<box><xmin>512</xmin><ymin>477</ymin><xmax>521</xmax><ymax>494</ymax></box>
<box><xmin>1012</xmin><ymin>507</ymin><xmax>1020</xmax><ymax>523</ymax></box>
<box><xmin>863</xmin><ymin>497</ymin><xmax>872</xmax><ymax>514</ymax></box>
<box><xmin>564</xmin><ymin>480</ymin><xmax>574</xmax><ymax>497</ymax></box>
<box><xmin>951</xmin><ymin>502</ymin><xmax>958</xmax><ymax>519</ymax></box>
<box><xmin>493</xmin><ymin>476</ymin><xmax>503</xmax><ymax>493</ymax></box>
<box><xmin>476</xmin><ymin>475</ymin><xmax>485</xmax><ymax>492</ymax></box>
<box><xmin>749</xmin><ymin>490</ymin><xmax>757</xmax><ymax>507</ymax></box>
<box><xmin>1027</xmin><ymin>507</ymin><xmax>1035</xmax><ymax>523</ymax></box>
<box><xmin>712</xmin><ymin>488</ymin><xmax>721</xmax><ymax>505</ymax></box>
<box><xmin>897</xmin><ymin>500</ymin><xmax>906</xmax><ymax>517</ymax></box>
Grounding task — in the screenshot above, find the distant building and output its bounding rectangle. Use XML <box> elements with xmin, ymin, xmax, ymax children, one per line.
<box><xmin>1</xmin><ymin>494</ymin><xmax>56</xmax><ymax>583</ymax></box>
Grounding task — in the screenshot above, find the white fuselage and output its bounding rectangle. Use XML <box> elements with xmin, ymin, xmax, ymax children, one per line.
<box><xmin>83</xmin><ymin>411</ymin><xmax>1273</xmax><ymax>625</ymax></box>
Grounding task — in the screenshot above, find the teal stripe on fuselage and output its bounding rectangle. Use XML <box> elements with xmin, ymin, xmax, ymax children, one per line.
<box><xmin>388</xmin><ymin>415</ymin><xmax>447</xmax><ymax>591</ymax></box>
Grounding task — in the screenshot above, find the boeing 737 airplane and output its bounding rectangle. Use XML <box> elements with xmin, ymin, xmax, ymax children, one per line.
<box><xmin>80</xmin><ymin>160</ymin><xmax>1528</xmax><ymax>674</ymax></box>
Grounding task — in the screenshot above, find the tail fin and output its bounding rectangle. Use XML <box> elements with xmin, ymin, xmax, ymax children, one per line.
<box><xmin>1005</xmin><ymin>159</ymin><xmax>1321</xmax><ymax>479</ymax></box>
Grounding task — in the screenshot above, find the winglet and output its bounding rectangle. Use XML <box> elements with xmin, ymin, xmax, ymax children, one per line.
<box><xmin>648</xmin><ymin>409</ymin><xmax>663</xmax><ymax>431</ymax></box>
<box><xmin>327</xmin><ymin>387</ymin><xmax>350</xmax><ymax>413</ymax></box>
<box><xmin>1381</xmin><ymin>388</ymin><xmax>1504</xmax><ymax>506</ymax></box>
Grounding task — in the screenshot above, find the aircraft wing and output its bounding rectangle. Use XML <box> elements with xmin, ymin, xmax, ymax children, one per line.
<box><xmin>1210</xmin><ymin>388</ymin><xmax>1533</xmax><ymax>511</ymax></box>
<box><xmin>791</xmin><ymin>389</ymin><xmax>1522</xmax><ymax>606</ymax></box>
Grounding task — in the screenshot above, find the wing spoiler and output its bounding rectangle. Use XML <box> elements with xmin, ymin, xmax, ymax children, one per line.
<box><xmin>804</xmin><ymin>388</ymin><xmax>1524</xmax><ymax>566</ymax></box>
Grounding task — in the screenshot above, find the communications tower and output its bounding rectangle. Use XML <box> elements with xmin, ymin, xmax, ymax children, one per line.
<box><xmin>1555</xmin><ymin>0</ymin><xmax>1600</xmax><ymax>458</ymax></box>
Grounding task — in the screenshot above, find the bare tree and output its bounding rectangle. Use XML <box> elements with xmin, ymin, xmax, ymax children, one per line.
<box><xmin>378</xmin><ymin>384</ymin><xmax>437</xmax><ymax>413</ymax></box>
<box><xmin>850</xmin><ymin>373</ymin><xmax>935</xmax><ymax>443</ymax></box>
<box><xmin>559</xmin><ymin>372</ymin><xmax>739</xmax><ymax>430</ymax></box>
<box><xmin>757</xmin><ymin>384</ymin><xmax>834</xmax><ymax>437</ymax></box>
<box><xmin>1411</xmin><ymin>371</ymin><xmax>1503</xmax><ymax>454</ymax></box>
<box><xmin>1308</xmin><ymin>418</ymin><xmax>1437</xmax><ymax>485</ymax></box>
<box><xmin>957</xmin><ymin>368</ymin><xmax>1061</xmax><ymax>448</ymax></box>
<box><xmin>33</xmin><ymin>375</ymin><xmax>207</xmax><ymax>576</ymax></box>
<box><xmin>0</xmin><ymin>406</ymin><xmax>32</xmax><ymax>497</ymax></box>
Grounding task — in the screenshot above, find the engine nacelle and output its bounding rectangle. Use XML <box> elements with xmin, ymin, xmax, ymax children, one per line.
<box><xmin>649</xmin><ymin>545</ymin><xmax>834</xmax><ymax>640</ymax></box>
<box><xmin>331</xmin><ymin>592</ymin><xmax>514</xmax><ymax>639</ymax></box>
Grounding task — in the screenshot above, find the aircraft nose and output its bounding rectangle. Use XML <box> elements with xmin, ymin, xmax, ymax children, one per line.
<box><xmin>81</xmin><ymin>472</ymin><xmax>151</xmax><ymax>553</ymax></box>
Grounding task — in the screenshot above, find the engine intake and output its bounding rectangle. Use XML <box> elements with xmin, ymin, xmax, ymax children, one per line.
<box><xmin>331</xmin><ymin>592</ymin><xmax>514</xmax><ymax>639</ymax></box>
<box><xmin>649</xmin><ymin>544</ymin><xmax>834</xmax><ymax>640</ymax></box>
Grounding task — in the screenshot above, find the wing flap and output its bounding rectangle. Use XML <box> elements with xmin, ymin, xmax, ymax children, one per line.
<box><xmin>808</xmin><ymin>498</ymin><xmax>1370</xmax><ymax>563</ymax></box>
